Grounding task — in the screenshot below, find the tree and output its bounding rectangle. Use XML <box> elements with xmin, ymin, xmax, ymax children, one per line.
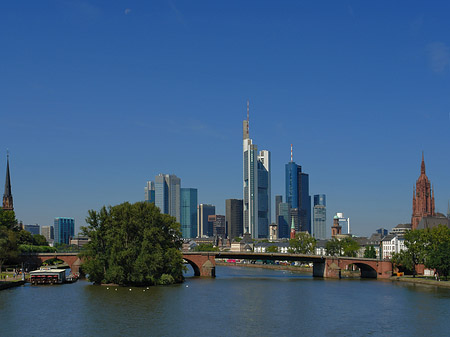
<box><xmin>266</xmin><ymin>245</ymin><xmax>278</xmax><ymax>253</ymax></box>
<box><xmin>424</xmin><ymin>225</ymin><xmax>450</xmax><ymax>280</ymax></box>
<box><xmin>0</xmin><ymin>209</ymin><xmax>18</xmax><ymax>275</ymax></box>
<box><xmin>33</xmin><ymin>234</ymin><xmax>49</xmax><ymax>246</ymax></box>
<box><xmin>17</xmin><ymin>230</ymin><xmax>34</xmax><ymax>245</ymax></box>
<box><xmin>81</xmin><ymin>201</ymin><xmax>184</xmax><ymax>286</ymax></box>
<box><xmin>341</xmin><ymin>237</ymin><xmax>360</xmax><ymax>257</ymax></box>
<box><xmin>193</xmin><ymin>243</ymin><xmax>219</xmax><ymax>252</ymax></box>
<box><xmin>402</xmin><ymin>229</ymin><xmax>427</xmax><ymax>277</ymax></box>
<box><xmin>288</xmin><ymin>232</ymin><xmax>316</xmax><ymax>254</ymax></box>
<box><xmin>326</xmin><ymin>238</ymin><xmax>342</xmax><ymax>256</ymax></box>
<box><xmin>363</xmin><ymin>245</ymin><xmax>377</xmax><ymax>259</ymax></box>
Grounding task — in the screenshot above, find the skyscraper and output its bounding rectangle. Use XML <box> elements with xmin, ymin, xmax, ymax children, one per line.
<box><xmin>197</xmin><ymin>204</ymin><xmax>215</xmax><ymax>237</ymax></box>
<box><xmin>209</xmin><ymin>215</ymin><xmax>226</xmax><ymax>236</ymax></box>
<box><xmin>243</xmin><ymin>101</ymin><xmax>271</xmax><ymax>239</ymax></box>
<box><xmin>41</xmin><ymin>225</ymin><xmax>54</xmax><ymax>243</ymax></box>
<box><xmin>155</xmin><ymin>174</ymin><xmax>181</xmax><ymax>222</ymax></box>
<box><xmin>144</xmin><ymin>181</ymin><xmax>155</xmax><ymax>203</ymax></box>
<box><xmin>285</xmin><ymin>145</ymin><xmax>311</xmax><ymax>233</ymax></box>
<box><xmin>277</xmin><ymin>202</ymin><xmax>290</xmax><ymax>238</ymax></box>
<box><xmin>54</xmin><ymin>217</ymin><xmax>74</xmax><ymax>244</ymax></box>
<box><xmin>180</xmin><ymin>188</ymin><xmax>198</xmax><ymax>238</ymax></box>
<box><xmin>275</xmin><ymin>195</ymin><xmax>282</xmax><ymax>221</ymax></box>
<box><xmin>313</xmin><ymin>194</ymin><xmax>326</xmax><ymax>240</ymax></box>
<box><xmin>24</xmin><ymin>224</ymin><xmax>40</xmax><ymax>235</ymax></box>
<box><xmin>226</xmin><ymin>199</ymin><xmax>243</xmax><ymax>239</ymax></box>
<box><xmin>412</xmin><ymin>153</ymin><xmax>435</xmax><ymax>230</ymax></box>
<box><xmin>2</xmin><ymin>152</ymin><xmax>13</xmax><ymax>211</ymax></box>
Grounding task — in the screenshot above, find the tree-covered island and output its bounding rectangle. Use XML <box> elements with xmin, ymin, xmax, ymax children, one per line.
<box><xmin>80</xmin><ymin>201</ymin><xmax>184</xmax><ymax>286</ymax></box>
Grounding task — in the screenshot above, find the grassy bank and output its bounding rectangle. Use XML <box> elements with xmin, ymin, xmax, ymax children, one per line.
<box><xmin>391</xmin><ymin>276</ymin><xmax>450</xmax><ymax>289</ymax></box>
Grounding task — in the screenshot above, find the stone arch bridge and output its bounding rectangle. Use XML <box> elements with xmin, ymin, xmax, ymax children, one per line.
<box><xmin>22</xmin><ymin>252</ymin><xmax>393</xmax><ymax>279</ymax></box>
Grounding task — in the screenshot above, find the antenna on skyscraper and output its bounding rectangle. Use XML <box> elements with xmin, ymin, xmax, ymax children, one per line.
<box><xmin>247</xmin><ymin>100</ymin><xmax>249</xmax><ymax>134</ymax></box>
<box><xmin>290</xmin><ymin>144</ymin><xmax>293</xmax><ymax>162</ymax></box>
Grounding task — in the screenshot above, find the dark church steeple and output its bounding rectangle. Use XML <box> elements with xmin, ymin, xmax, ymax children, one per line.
<box><xmin>2</xmin><ymin>151</ymin><xmax>13</xmax><ymax>211</ymax></box>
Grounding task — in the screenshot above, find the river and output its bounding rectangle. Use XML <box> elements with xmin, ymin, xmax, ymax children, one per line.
<box><xmin>1</xmin><ymin>266</ymin><xmax>450</xmax><ymax>336</ymax></box>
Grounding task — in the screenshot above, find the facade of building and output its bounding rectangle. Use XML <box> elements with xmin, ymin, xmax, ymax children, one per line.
<box><xmin>269</xmin><ymin>223</ymin><xmax>278</xmax><ymax>241</ymax></box>
<box><xmin>41</xmin><ymin>225</ymin><xmax>54</xmax><ymax>242</ymax></box>
<box><xmin>381</xmin><ymin>234</ymin><xmax>406</xmax><ymax>259</ymax></box>
<box><xmin>180</xmin><ymin>188</ymin><xmax>198</xmax><ymax>238</ymax></box>
<box><xmin>155</xmin><ymin>174</ymin><xmax>181</xmax><ymax>222</ymax></box>
<box><xmin>277</xmin><ymin>202</ymin><xmax>290</xmax><ymax>239</ymax></box>
<box><xmin>144</xmin><ymin>181</ymin><xmax>155</xmax><ymax>203</ymax></box>
<box><xmin>197</xmin><ymin>204</ymin><xmax>215</xmax><ymax>237</ymax></box>
<box><xmin>225</xmin><ymin>199</ymin><xmax>243</xmax><ymax>239</ymax></box>
<box><xmin>313</xmin><ymin>194</ymin><xmax>326</xmax><ymax>240</ymax></box>
<box><xmin>417</xmin><ymin>214</ymin><xmax>450</xmax><ymax>230</ymax></box>
<box><xmin>331</xmin><ymin>215</ymin><xmax>342</xmax><ymax>237</ymax></box>
<box><xmin>275</xmin><ymin>195</ymin><xmax>282</xmax><ymax>221</ymax></box>
<box><xmin>24</xmin><ymin>224</ymin><xmax>40</xmax><ymax>235</ymax></box>
<box><xmin>209</xmin><ymin>214</ymin><xmax>226</xmax><ymax>236</ymax></box>
<box><xmin>243</xmin><ymin>101</ymin><xmax>271</xmax><ymax>239</ymax></box>
<box><xmin>54</xmin><ymin>217</ymin><xmax>75</xmax><ymax>244</ymax></box>
<box><xmin>285</xmin><ymin>146</ymin><xmax>311</xmax><ymax>234</ymax></box>
<box><xmin>412</xmin><ymin>153</ymin><xmax>435</xmax><ymax>230</ymax></box>
<box><xmin>2</xmin><ymin>153</ymin><xmax>13</xmax><ymax>211</ymax></box>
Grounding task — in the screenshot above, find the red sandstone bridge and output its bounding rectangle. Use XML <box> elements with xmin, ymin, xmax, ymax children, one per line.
<box><xmin>22</xmin><ymin>252</ymin><xmax>393</xmax><ymax>279</ymax></box>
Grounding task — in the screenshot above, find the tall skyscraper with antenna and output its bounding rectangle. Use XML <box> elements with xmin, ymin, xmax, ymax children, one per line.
<box><xmin>243</xmin><ymin>101</ymin><xmax>271</xmax><ymax>238</ymax></box>
<box><xmin>285</xmin><ymin>145</ymin><xmax>311</xmax><ymax>233</ymax></box>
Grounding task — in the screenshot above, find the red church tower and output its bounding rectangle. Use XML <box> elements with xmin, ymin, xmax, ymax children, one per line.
<box><xmin>331</xmin><ymin>215</ymin><xmax>342</xmax><ymax>237</ymax></box>
<box><xmin>290</xmin><ymin>217</ymin><xmax>296</xmax><ymax>239</ymax></box>
<box><xmin>411</xmin><ymin>153</ymin><xmax>435</xmax><ymax>230</ymax></box>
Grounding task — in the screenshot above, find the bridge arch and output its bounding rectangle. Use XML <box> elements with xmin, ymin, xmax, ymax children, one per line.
<box><xmin>344</xmin><ymin>262</ymin><xmax>378</xmax><ymax>278</ymax></box>
<box><xmin>183</xmin><ymin>257</ymin><xmax>201</xmax><ymax>276</ymax></box>
<box><xmin>182</xmin><ymin>253</ymin><xmax>215</xmax><ymax>277</ymax></box>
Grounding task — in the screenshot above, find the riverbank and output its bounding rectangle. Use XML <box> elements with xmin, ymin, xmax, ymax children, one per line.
<box><xmin>216</xmin><ymin>261</ymin><xmax>312</xmax><ymax>273</ymax></box>
<box><xmin>0</xmin><ymin>281</ymin><xmax>25</xmax><ymax>291</ymax></box>
<box><xmin>391</xmin><ymin>276</ymin><xmax>450</xmax><ymax>288</ymax></box>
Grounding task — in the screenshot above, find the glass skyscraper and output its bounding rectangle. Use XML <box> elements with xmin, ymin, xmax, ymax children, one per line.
<box><xmin>144</xmin><ymin>181</ymin><xmax>155</xmax><ymax>203</ymax></box>
<box><xmin>180</xmin><ymin>188</ymin><xmax>198</xmax><ymax>238</ymax></box>
<box><xmin>285</xmin><ymin>149</ymin><xmax>311</xmax><ymax>233</ymax></box>
<box><xmin>155</xmin><ymin>174</ymin><xmax>181</xmax><ymax>222</ymax></box>
<box><xmin>313</xmin><ymin>194</ymin><xmax>326</xmax><ymax>240</ymax></box>
<box><xmin>54</xmin><ymin>217</ymin><xmax>74</xmax><ymax>244</ymax></box>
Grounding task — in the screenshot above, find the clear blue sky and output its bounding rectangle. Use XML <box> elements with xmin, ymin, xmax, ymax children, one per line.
<box><xmin>1</xmin><ymin>1</ymin><xmax>449</xmax><ymax>237</ymax></box>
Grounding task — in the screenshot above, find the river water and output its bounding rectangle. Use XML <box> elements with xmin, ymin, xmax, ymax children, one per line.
<box><xmin>1</xmin><ymin>266</ymin><xmax>450</xmax><ymax>337</ymax></box>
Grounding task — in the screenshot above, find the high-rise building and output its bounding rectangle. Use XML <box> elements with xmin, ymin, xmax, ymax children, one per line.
<box><xmin>285</xmin><ymin>145</ymin><xmax>311</xmax><ymax>233</ymax></box>
<box><xmin>313</xmin><ymin>194</ymin><xmax>326</xmax><ymax>240</ymax></box>
<box><xmin>336</xmin><ymin>212</ymin><xmax>350</xmax><ymax>234</ymax></box>
<box><xmin>275</xmin><ymin>195</ymin><xmax>282</xmax><ymax>221</ymax></box>
<box><xmin>180</xmin><ymin>188</ymin><xmax>198</xmax><ymax>238</ymax></box>
<box><xmin>243</xmin><ymin>101</ymin><xmax>271</xmax><ymax>238</ymax></box>
<box><xmin>155</xmin><ymin>174</ymin><xmax>181</xmax><ymax>222</ymax></box>
<box><xmin>54</xmin><ymin>217</ymin><xmax>74</xmax><ymax>244</ymax></box>
<box><xmin>24</xmin><ymin>224</ymin><xmax>40</xmax><ymax>235</ymax></box>
<box><xmin>197</xmin><ymin>204</ymin><xmax>215</xmax><ymax>237</ymax></box>
<box><xmin>412</xmin><ymin>153</ymin><xmax>435</xmax><ymax>230</ymax></box>
<box><xmin>2</xmin><ymin>152</ymin><xmax>13</xmax><ymax>211</ymax></box>
<box><xmin>278</xmin><ymin>202</ymin><xmax>290</xmax><ymax>238</ymax></box>
<box><xmin>144</xmin><ymin>181</ymin><xmax>155</xmax><ymax>203</ymax></box>
<box><xmin>209</xmin><ymin>215</ymin><xmax>226</xmax><ymax>237</ymax></box>
<box><xmin>226</xmin><ymin>199</ymin><xmax>243</xmax><ymax>239</ymax></box>
<box><xmin>41</xmin><ymin>225</ymin><xmax>54</xmax><ymax>242</ymax></box>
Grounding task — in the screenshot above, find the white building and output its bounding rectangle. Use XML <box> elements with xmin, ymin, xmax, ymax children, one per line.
<box><xmin>243</xmin><ymin>101</ymin><xmax>271</xmax><ymax>239</ymax></box>
<box><xmin>381</xmin><ymin>234</ymin><xmax>406</xmax><ymax>259</ymax></box>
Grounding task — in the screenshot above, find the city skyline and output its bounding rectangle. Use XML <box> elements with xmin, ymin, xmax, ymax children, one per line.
<box><xmin>1</xmin><ymin>2</ymin><xmax>450</xmax><ymax>236</ymax></box>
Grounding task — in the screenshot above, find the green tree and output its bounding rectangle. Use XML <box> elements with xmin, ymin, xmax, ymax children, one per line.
<box><xmin>17</xmin><ymin>230</ymin><xmax>34</xmax><ymax>245</ymax></box>
<box><xmin>363</xmin><ymin>245</ymin><xmax>377</xmax><ymax>259</ymax></box>
<box><xmin>81</xmin><ymin>201</ymin><xmax>184</xmax><ymax>286</ymax></box>
<box><xmin>32</xmin><ymin>234</ymin><xmax>49</xmax><ymax>246</ymax></box>
<box><xmin>193</xmin><ymin>243</ymin><xmax>219</xmax><ymax>252</ymax></box>
<box><xmin>424</xmin><ymin>225</ymin><xmax>450</xmax><ymax>280</ymax></box>
<box><xmin>326</xmin><ymin>238</ymin><xmax>342</xmax><ymax>256</ymax></box>
<box><xmin>288</xmin><ymin>232</ymin><xmax>316</xmax><ymax>254</ymax></box>
<box><xmin>341</xmin><ymin>237</ymin><xmax>360</xmax><ymax>257</ymax></box>
<box><xmin>0</xmin><ymin>209</ymin><xmax>18</xmax><ymax>275</ymax></box>
<box><xmin>266</xmin><ymin>245</ymin><xmax>278</xmax><ymax>253</ymax></box>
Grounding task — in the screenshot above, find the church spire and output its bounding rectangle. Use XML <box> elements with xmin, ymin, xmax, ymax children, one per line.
<box><xmin>3</xmin><ymin>151</ymin><xmax>13</xmax><ymax>211</ymax></box>
<box><xmin>421</xmin><ymin>151</ymin><xmax>426</xmax><ymax>175</ymax></box>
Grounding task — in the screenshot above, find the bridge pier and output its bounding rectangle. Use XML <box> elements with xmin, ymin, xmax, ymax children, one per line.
<box><xmin>183</xmin><ymin>253</ymin><xmax>216</xmax><ymax>277</ymax></box>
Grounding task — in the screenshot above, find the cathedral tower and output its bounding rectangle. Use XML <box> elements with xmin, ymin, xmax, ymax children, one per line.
<box><xmin>2</xmin><ymin>152</ymin><xmax>13</xmax><ymax>211</ymax></box>
<box><xmin>411</xmin><ymin>153</ymin><xmax>435</xmax><ymax>230</ymax></box>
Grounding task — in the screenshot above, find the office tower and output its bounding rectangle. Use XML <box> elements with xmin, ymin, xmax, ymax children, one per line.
<box><xmin>180</xmin><ymin>188</ymin><xmax>198</xmax><ymax>238</ymax></box>
<box><xmin>54</xmin><ymin>217</ymin><xmax>75</xmax><ymax>244</ymax></box>
<box><xmin>155</xmin><ymin>174</ymin><xmax>181</xmax><ymax>222</ymax></box>
<box><xmin>278</xmin><ymin>202</ymin><xmax>290</xmax><ymax>238</ymax></box>
<box><xmin>226</xmin><ymin>199</ymin><xmax>243</xmax><ymax>239</ymax></box>
<box><xmin>24</xmin><ymin>224</ymin><xmax>40</xmax><ymax>235</ymax></box>
<box><xmin>313</xmin><ymin>194</ymin><xmax>326</xmax><ymax>240</ymax></box>
<box><xmin>209</xmin><ymin>215</ymin><xmax>226</xmax><ymax>236</ymax></box>
<box><xmin>411</xmin><ymin>153</ymin><xmax>435</xmax><ymax>230</ymax></box>
<box><xmin>2</xmin><ymin>152</ymin><xmax>13</xmax><ymax>211</ymax></box>
<box><xmin>41</xmin><ymin>225</ymin><xmax>54</xmax><ymax>242</ymax></box>
<box><xmin>144</xmin><ymin>181</ymin><xmax>155</xmax><ymax>203</ymax></box>
<box><xmin>197</xmin><ymin>204</ymin><xmax>215</xmax><ymax>237</ymax></box>
<box><xmin>336</xmin><ymin>212</ymin><xmax>350</xmax><ymax>234</ymax></box>
<box><xmin>243</xmin><ymin>101</ymin><xmax>271</xmax><ymax>238</ymax></box>
<box><xmin>275</xmin><ymin>195</ymin><xmax>282</xmax><ymax>221</ymax></box>
<box><xmin>285</xmin><ymin>145</ymin><xmax>311</xmax><ymax>233</ymax></box>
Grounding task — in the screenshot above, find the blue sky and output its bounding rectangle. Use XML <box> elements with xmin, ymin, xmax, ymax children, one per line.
<box><xmin>1</xmin><ymin>1</ymin><xmax>449</xmax><ymax>237</ymax></box>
